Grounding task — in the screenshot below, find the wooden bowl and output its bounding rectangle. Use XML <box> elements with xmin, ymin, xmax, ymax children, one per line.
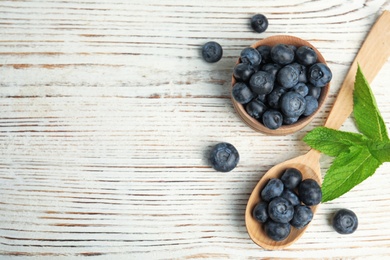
<box><xmin>231</xmin><ymin>35</ymin><xmax>330</xmax><ymax>135</ymax></box>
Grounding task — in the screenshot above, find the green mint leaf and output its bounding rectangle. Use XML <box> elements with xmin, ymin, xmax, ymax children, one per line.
<box><xmin>354</xmin><ymin>65</ymin><xmax>389</xmax><ymax>141</ymax></box>
<box><xmin>303</xmin><ymin>126</ymin><xmax>367</xmax><ymax>157</ymax></box>
<box><xmin>367</xmin><ymin>140</ymin><xmax>390</xmax><ymax>163</ymax></box>
<box><xmin>321</xmin><ymin>145</ymin><xmax>381</xmax><ymax>202</ymax></box>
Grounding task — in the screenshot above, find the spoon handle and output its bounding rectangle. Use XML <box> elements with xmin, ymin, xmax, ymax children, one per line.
<box><xmin>324</xmin><ymin>10</ymin><xmax>390</xmax><ymax>129</ymax></box>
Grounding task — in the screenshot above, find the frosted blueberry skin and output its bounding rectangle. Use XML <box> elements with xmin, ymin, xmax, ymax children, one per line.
<box><xmin>290</xmin><ymin>205</ymin><xmax>313</xmax><ymax>229</ymax></box>
<box><xmin>280</xmin><ymin>91</ymin><xmax>307</xmax><ymax>118</ymax></box>
<box><xmin>332</xmin><ymin>209</ymin><xmax>358</xmax><ymax>234</ymax></box>
<box><xmin>303</xmin><ymin>95</ymin><xmax>319</xmax><ymax>116</ymax></box>
<box><xmin>260</xmin><ymin>178</ymin><xmax>284</xmax><ymax>202</ymax></box>
<box><xmin>249</xmin><ymin>71</ymin><xmax>275</xmax><ymax>95</ymax></box>
<box><xmin>264</xmin><ymin>220</ymin><xmax>291</xmax><ymax>241</ymax></box>
<box><xmin>233</xmin><ymin>63</ymin><xmax>255</xmax><ymax>82</ymax></box>
<box><xmin>252</xmin><ymin>201</ymin><xmax>269</xmax><ymax>223</ymax></box>
<box><xmin>232</xmin><ymin>82</ymin><xmax>254</xmax><ymax>104</ymax></box>
<box><xmin>308</xmin><ymin>63</ymin><xmax>332</xmax><ymax>87</ymax></box>
<box><xmin>245</xmin><ymin>100</ymin><xmax>267</xmax><ymax>119</ymax></box>
<box><xmin>250</xmin><ymin>14</ymin><xmax>269</xmax><ymax>33</ymax></box>
<box><xmin>240</xmin><ymin>47</ymin><xmax>262</xmax><ymax>67</ymax></box>
<box><xmin>262</xmin><ymin>109</ymin><xmax>283</xmax><ymax>130</ymax></box>
<box><xmin>296</xmin><ymin>46</ymin><xmax>318</xmax><ymax>66</ymax></box>
<box><xmin>268</xmin><ymin>197</ymin><xmax>294</xmax><ymax>223</ymax></box>
<box><xmin>270</xmin><ymin>44</ymin><xmax>295</xmax><ymax>65</ymax></box>
<box><xmin>277</xmin><ymin>65</ymin><xmax>300</xmax><ymax>89</ymax></box>
<box><xmin>267</xmin><ymin>86</ymin><xmax>287</xmax><ymax>109</ymax></box>
<box><xmin>280</xmin><ymin>168</ymin><xmax>302</xmax><ymax>190</ymax></box>
<box><xmin>209</xmin><ymin>142</ymin><xmax>239</xmax><ymax>172</ymax></box>
<box><xmin>298</xmin><ymin>179</ymin><xmax>322</xmax><ymax>206</ymax></box>
<box><xmin>281</xmin><ymin>189</ymin><xmax>300</xmax><ymax>206</ymax></box>
<box><xmin>202</xmin><ymin>41</ymin><xmax>223</xmax><ymax>63</ymax></box>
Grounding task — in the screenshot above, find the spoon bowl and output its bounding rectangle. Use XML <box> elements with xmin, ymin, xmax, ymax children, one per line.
<box><xmin>231</xmin><ymin>35</ymin><xmax>330</xmax><ymax>136</ymax></box>
<box><xmin>245</xmin><ymin>10</ymin><xmax>390</xmax><ymax>250</ymax></box>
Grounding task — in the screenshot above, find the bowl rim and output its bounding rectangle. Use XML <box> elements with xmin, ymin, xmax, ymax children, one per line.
<box><xmin>231</xmin><ymin>35</ymin><xmax>330</xmax><ymax>136</ymax></box>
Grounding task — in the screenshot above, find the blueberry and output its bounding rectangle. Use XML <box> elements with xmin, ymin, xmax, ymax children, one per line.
<box><xmin>202</xmin><ymin>41</ymin><xmax>223</xmax><ymax>63</ymax></box>
<box><xmin>307</xmin><ymin>83</ymin><xmax>322</xmax><ymax>99</ymax></box>
<box><xmin>303</xmin><ymin>95</ymin><xmax>319</xmax><ymax>116</ymax></box>
<box><xmin>332</xmin><ymin>209</ymin><xmax>358</xmax><ymax>234</ymax></box>
<box><xmin>252</xmin><ymin>201</ymin><xmax>268</xmax><ymax>223</ymax></box>
<box><xmin>232</xmin><ymin>82</ymin><xmax>254</xmax><ymax>104</ymax></box>
<box><xmin>298</xmin><ymin>179</ymin><xmax>322</xmax><ymax>206</ymax></box>
<box><xmin>290</xmin><ymin>205</ymin><xmax>313</xmax><ymax>229</ymax></box>
<box><xmin>268</xmin><ymin>197</ymin><xmax>294</xmax><ymax>223</ymax></box>
<box><xmin>281</xmin><ymin>189</ymin><xmax>300</xmax><ymax>206</ymax></box>
<box><xmin>245</xmin><ymin>100</ymin><xmax>267</xmax><ymax>119</ymax></box>
<box><xmin>283</xmin><ymin>116</ymin><xmax>299</xmax><ymax>125</ymax></box>
<box><xmin>250</xmin><ymin>14</ymin><xmax>269</xmax><ymax>33</ymax></box>
<box><xmin>261</xmin><ymin>63</ymin><xmax>281</xmax><ymax>78</ymax></box>
<box><xmin>267</xmin><ymin>86</ymin><xmax>286</xmax><ymax>109</ymax></box>
<box><xmin>292</xmin><ymin>82</ymin><xmax>309</xmax><ymax>97</ymax></box>
<box><xmin>233</xmin><ymin>63</ymin><xmax>255</xmax><ymax>82</ymax></box>
<box><xmin>262</xmin><ymin>109</ymin><xmax>283</xmax><ymax>130</ymax></box>
<box><xmin>308</xmin><ymin>63</ymin><xmax>332</xmax><ymax>87</ymax></box>
<box><xmin>280</xmin><ymin>168</ymin><xmax>302</xmax><ymax>190</ymax></box>
<box><xmin>271</xmin><ymin>44</ymin><xmax>295</xmax><ymax>65</ymax></box>
<box><xmin>254</xmin><ymin>93</ymin><xmax>267</xmax><ymax>103</ymax></box>
<box><xmin>280</xmin><ymin>91</ymin><xmax>307</xmax><ymax>118</ymax></box>
<box><xmin>296</xmin><ymin>46</ymin><xmax>317</xmax><ymax>66</ymax></box>
<box><xmin>240</xmin><ymin>47</ymin><xmax>262</xmax><ymax>67</ymax></box>
<box><xmin>209</xmin><ymin>142</ymin><xmax>239</xmax><ymax>172</ymax></box>
<box><xmin>277</xmin><ymin>65</ymin><xmax>299</xmax><ymax>88</ymax></box>
<box><xmin>260</xmin><ymin>178</ymin><xmax>284</xmax><ymax>202</ymax></box>
<box><xmin>249</xmin><ymin>71</ymin><xmax>274</xmax><ymax>95</ymax></box>
<box><xmin>264</xmin><ymin>220</ymin><xmax>291</xmax><ymax>241</ymax></box>
<box><xmin>256</xmin><ymin>45</ymin><xmax>271</xmax><ymax>64</ymax></box>
<box><xmin>290</xmin><ymin>63</ymin><xmax>308</xmax><ymax>83</ymax></box>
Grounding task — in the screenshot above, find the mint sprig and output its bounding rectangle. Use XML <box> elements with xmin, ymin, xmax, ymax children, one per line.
<box><xmin>303</xmin><ymin>65</ymin><xmax>390</xmax><ymax>202</ymax></box>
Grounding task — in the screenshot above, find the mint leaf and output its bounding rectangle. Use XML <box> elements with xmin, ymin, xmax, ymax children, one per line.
<box><xmin>354</xmin><ymin>65</ymin><xmax>389</xmax><ymax>141</ymax></box>
<box><xmin>367</xmin><ymin>140</ymin><xmax>390</xmax><ymax>163</ymax></box>
<box><xmin>303</xmin><ymin>126</ymin><xmax>367</xmax><ymax>157</ymax></box>
<box><xmin>321</xmin><ymin>145</ymin><xmax>381</xmax><ymax>202</ymax></box>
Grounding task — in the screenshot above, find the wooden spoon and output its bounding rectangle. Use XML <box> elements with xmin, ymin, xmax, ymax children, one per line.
<box><xmin>245</xmin><ymin>10</ymin><xmax>390</xmax><ymax>250</ymax></box>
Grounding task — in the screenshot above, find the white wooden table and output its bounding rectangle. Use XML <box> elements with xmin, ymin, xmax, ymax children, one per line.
<box><xmin>1</xmin><ymin>1</ymin><xmax>390</xmax><ymax>259</ymax></box>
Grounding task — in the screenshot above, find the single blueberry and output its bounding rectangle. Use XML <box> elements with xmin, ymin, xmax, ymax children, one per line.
<box><xmin>249</xmin><ymin>71</ymin><xmax>274</xmax><ymax>95</ymax></box>
<box><xmin>271</xmin><ymin>44</ymin><xmax>295</xmax><ymax>65</ymax></box>
<box><xmin>232</xmin><ymin>82</ymin><xmax>254</xmax><ymax>104</ymax></box>
<box><xmin>267</xmin><ymin>86</ymin><xmax>286</xmax><ymax>109</ymax></box>
<box><xmin>250</xmin><ymin>14</ymin><xmax>269</xmax><ymax>33</ymax></box>
<box><xmin>261</xmin><ymin>63</ymin><xmax>281</xmax><ymax>78</ymax></box>
<box><xmin>252</xmin><ymin>201</ymin><xmax>268</xmax><ymax>223</ymax></box>
<box><xmin>256</xmin><ymin>45</ymin><xmax>271</xmax><ymax>64</ymax></box>
<box><xmin>280</xmin><ymin>168</ymin><xmax>302</xmax><ymax>190</ymax></box>
<box><xmin>290</xmin><ymin>205</ymin><xmax>313</xmax><ymax>229</ymax></box>
<box><xmin>277</xmin><ymin>65</ymin><xmax>300</xmax><ymax>89</ymax></box>
<box><xmin>303</xmin><ymin>95</ymin><xmax>319</xmax><ymax>116</ymax></box>
<box><xmin>296</xmin><ymin>46</ymin><xmax>317</xmax><ymax>66</ymax></box>
<box><xmin>281</xmin><ymin>189</ymin><xmax>300</xmax><ymax>206</ymax></box>
<box><xmin>307</xmin><ymin>83</ymin><xmax>322</xmax><ymax>99</ymax></box>
<box><xmin>298</xmin><ymin>179</ymin><xmax>322</xmax><ymax>206</ymax></box>
<box><xmin>268</xmin><ymin>197</ymin><xmax>294</xmax><ymax>223</ymax></box>
<box><xmin>280</xmin><ymin>91</ymin><xmax>307</xmax><ymax>118</ymax></box>
<box><xmin>260</xmin><ymin>178</ymin><xmax>284</xmax><ymax>202</ymax></box>
<box><xmin>233</xmin><ymin>63</ymin><xmax>255</xmax><ymax>82</ymax></box>
<box><xmin>202</xmin><ymin>41</ymin><xmax>223</xmax><ymax>63</ymax></box>
<box><xmin>283</xmin><ymin>116</ymin><xmax>299</xmax><ymax>125</ymax></box>
<box><xmin>264</xmin><ymin>220</ymin><xmax>291</xmax><ymax>241</ymax></box>
<box><xmin>290</xmin><ymin>62</ymin><xmax>308</xmax><ymax>83</ymax></box>
<box><xmin>262</xmin><ymin>109</ymin><xmax>283</xmax><ymax>130</ymax></box>
<box><xmin>308</xmin><ymin>63</ymin><xmax>332</xmax><ymax>87</ymax></box>
<box><xmin>332</xmin><ymin>209</ymin><xmax>358</xmax><ymax>234</ymax></box>
<box><xmin>292</xmin><ymin>82</ymin><xmax>309</xmax><ymax>97</ymax></box>
<box><xmin>209</xmin><ymin>142</ymin><xmax>239</xmax><ymax>172</ymax></box>
<box><xmin>245</xmin><ymin>100</ymin><xmax>267</xmax><ymax>120</ymax></box>
<box><xmin>240</xmin><ymin>47</ymin><xmax>262</xmax><ymax>67</ymax></box>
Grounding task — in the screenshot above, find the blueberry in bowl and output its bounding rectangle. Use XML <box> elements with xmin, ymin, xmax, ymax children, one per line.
<box><xmin>231</xmin><ymin>35</ymin><xmax>331</xmax><ymax>135</ymax></box>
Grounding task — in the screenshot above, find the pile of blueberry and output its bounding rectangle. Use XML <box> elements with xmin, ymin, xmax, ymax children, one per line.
<box><xmin>232</xmin><ymin>43</ymin><xmax>332</xmax><ymax>130</ymax></box>
<box><xmin>252</xmin><ymin>168</ymin><xmax>322</xmax><ymax>241</ymax></box>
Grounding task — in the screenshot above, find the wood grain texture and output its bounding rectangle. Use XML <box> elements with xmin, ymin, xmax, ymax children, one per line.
<box><xmin>1</xmin><ymin>0</ymin><xmax>390</xmax><ymax>259</ymax></box>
